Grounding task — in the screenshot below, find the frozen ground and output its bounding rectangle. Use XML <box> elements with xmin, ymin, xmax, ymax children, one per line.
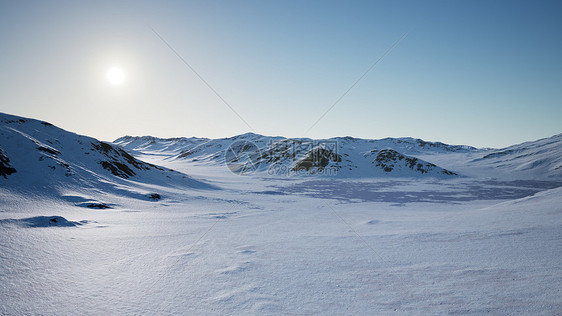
<box><xmin>1</xmin><ymin>171</ymin><xmax>561</xmax><ymax>315</ymax></box>
<box><xmin>1</xmin><ymin>114</ymin><xmax>561</xmax><ymax>314</ymax></box>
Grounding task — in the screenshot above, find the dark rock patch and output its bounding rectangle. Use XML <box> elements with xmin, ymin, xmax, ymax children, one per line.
<box><xmin>147</xmin><ymin>193</ymin><xmax>161</xmax><ymax>201</ymax></box>
<box><xmin>0</xmin><ymin>148</ymin><xmax>17</xmax><ymax>179</ymax></box>
<box><xmin>37</xmin><ymin>146</ymin><xmax>61</xmax><ymax>156</ymax></box>
<box><xmin>0</xmin><ymin>216</ymin><xmax>83</xmax><ymax>228</ymax></box>
<box><xmin>85</xmin><ymin>203</ymin><xmax>111</xmax><ymax>209</ymax></box>
<box><xmin>92</xmin><ymin>141</ymin><xmax>157</xmax><ymax>178</ymax></box>
<box><xmin>100</xmin><ymin>160</ymin><xmax>136</xmax><ymax>178</ymax></box>
<box><xmin>293</xmin><ymin>148</ymin><xmax>342</xmax><ymax>171</ymax></box>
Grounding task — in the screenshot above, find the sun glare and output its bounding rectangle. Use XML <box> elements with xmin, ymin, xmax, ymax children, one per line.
<box><xmin>106</xmin><ymin>67</ymin><xmax>125</xmax><ymax>85</ymax></box>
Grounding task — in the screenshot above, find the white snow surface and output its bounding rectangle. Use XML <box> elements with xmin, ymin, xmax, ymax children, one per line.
<box><xmin>1</xmin><ymin>113</ymin><xmax>561</xmax><ymax>315</ymax></box>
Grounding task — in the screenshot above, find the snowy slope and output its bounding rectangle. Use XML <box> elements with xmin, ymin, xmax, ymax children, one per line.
<box><xmin>1</xmin><ymin>170</ymin><xmax>560</xmax><ymax>315</ymax></box>
<box><xmin>116</xmin><ymin>132</ymin><xmax>562</xmax><ymax>180</ymax></box>
<box><xmin>417</xmin><ymin>133</ymin><xmax>562</xmax><ymax>180</ymax></box>
<box><xmin>469</xmin><ymin>133</ymin><xmax>562</xmax><ymax>178</ymax></box>
<box><xmin>115</xmin><ymin>134</ymin><xmax>467</xmax><ymax>178</ymax></box>
<box><xmin>0</xmin><ymin>113</ymin><xmax>213</xmax><ymax>200</ymax></box>
<box><xmin>1</xmin><ymin>113</ymin><xmax>561</xmax><ymax>315</ymax></box>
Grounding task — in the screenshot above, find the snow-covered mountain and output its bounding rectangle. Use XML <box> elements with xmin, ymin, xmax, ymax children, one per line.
<box><xmin>3</xmin><ymin>111</ymin><xmax>560</xmax><ymax>186</ymax></box>
<box><xmin>115</xmin><ymin>132</ymin><xmax>562</xmax><ymax>180</ymax></box>
<box><xmin>115</xmin><ymin>134</ymin><xmax>475</xmax><ymax>178</ymax></box>
<box><xmin>0</xmin><ymin>113</ymin><xmax>212</xmax><ymax>201</ymax></box>
<box><xmin>468</xmin><ymin>133</ymin><xmax>562</xmax><ymax>179</ymax></box>
<box><xmin>415</xmin><ymin>133</ymin><xmax>562</xmax><ymax>180</ymax></box>
<box><xmin>2</xmin><ymin>113</ymin><xmax>561</xmax><ymax>315</ymax></box>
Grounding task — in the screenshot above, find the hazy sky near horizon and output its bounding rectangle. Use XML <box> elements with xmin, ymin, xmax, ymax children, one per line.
<box><xmin>1</xmin><ymin>0</ymin><xmax>561</xmax><ymax>148</ymax></box>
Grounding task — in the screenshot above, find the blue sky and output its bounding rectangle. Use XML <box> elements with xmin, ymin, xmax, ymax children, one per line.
<box><xmin>0</xmin><ymin>0</ymin><xmax>560</xmax><ymax>147</ymax></box>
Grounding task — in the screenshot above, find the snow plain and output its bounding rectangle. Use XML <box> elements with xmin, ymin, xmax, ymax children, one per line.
<box><xmin>1</xmin><ymin>116</ymin><xmax>561</xmax><ymax>315</ymax></box>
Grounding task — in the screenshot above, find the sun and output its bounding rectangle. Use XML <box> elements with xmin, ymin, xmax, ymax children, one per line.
<box><xmin>106</xmin><ymin>67</ymin><xmax>125</xmax><ymax>85</ymax></box>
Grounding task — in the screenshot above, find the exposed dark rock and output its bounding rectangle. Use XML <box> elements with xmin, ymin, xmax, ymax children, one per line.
<box><xmin>92</xmin><ymin>141</ymin><xmax>152</xmax><ymax>178</ymax></box>
<box><xmin>293</xmin><ymin>148</ymin><xmax>342</xmax><ymax>171</ymax></box>
<box><xmin>37</xmin><ymin>146</ymin><xmax>61</xmax><ymax>156</ymax></box>
<box><xmin>373</xmin><ymin>149</ymin><xmax>403</xmax><ymax>172</ymax></box>
<box><xmin>86</xmin><ymin>203</ymin><xmax>111</xmax><ymax>209</ymax></box>
<box><xmin>177</xmin><ymin>150</ymin><xmax>194</xmax><ymax>158</ymax></box>
<box><xmin>100</xmin><ymin>161</ymin><xmax>136</xmax><ymax>178</ymax></box>
<box><xmin>372</xmin><ymin>149</ymin><xmax>457</xmax><ymax>175</ymax></box>
<box><xmin>147</xmin><ymin>193</ymin><xmax>161</xmax><ymax>201</ymax></box>
<box><xmin>0</xmin><ymin>148</ymin><xmax>17</xmax><ymax>179</ymax></box>
<box><xmin>0</xmin><ymin>216</ymin><xmax>82</xmax><ymax>227</ymax></box>
<box><xmin>482</xmin><ymin>149</ymin><xmax>516</xmax><ymax>159</ymax></box>
<box><xmin>4</xmin><ymin>119</ymin><xmax>27</xmax><ymax>124</ymax></box>
<box><xmin>443</xmin><ymin>169</ymin><xmax>458</xmax><ymax>175</ymax></box>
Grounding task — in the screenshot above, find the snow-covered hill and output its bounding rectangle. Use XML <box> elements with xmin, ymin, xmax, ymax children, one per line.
<box><xmin>1</xmin><ymin>112</ymin><xmax>561</xmax><ymax>315</ymax></box>
<box><xmin>115</xmin><ymin>134</ymin><xmax>469</xmax><ymax>178</ymax></box>
<box><xmin>2</xmin><ymin>111</ymin><xmax>559</xmax><ymax>189</ymax></box>
<box><xmin>469</xmin><ymin>133</ymin><xmax>562</xmax><ymax>179</ymax></box>
<box><xmin>116</xmin><ymin>132</ymin><xmax>562</xmax><ymax>180</ymax></box>
<box><xmin>0</xmin><ymin>113</ymin><xmax>212</xmax><ymax>201</ymax></box>
<box><xmin>416</xmin><ymin>133</ymin><xmax>562</xmax><ymax>180</ymax></box>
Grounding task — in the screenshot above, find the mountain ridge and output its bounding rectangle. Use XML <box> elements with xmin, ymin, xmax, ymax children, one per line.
<box><xmin>114</xmin><ymin>133</ymin><xmax>477</xmax><ymax>178</ymax></box>
<box><xmin>115</xmin><ymin>132</ymin><xmax>562</xmax><ymax>179</ymax></box>
<box><xmin>0</xmin><ymin>112</ymin><xmax>213</xmax><ymax>198</ymax></box>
